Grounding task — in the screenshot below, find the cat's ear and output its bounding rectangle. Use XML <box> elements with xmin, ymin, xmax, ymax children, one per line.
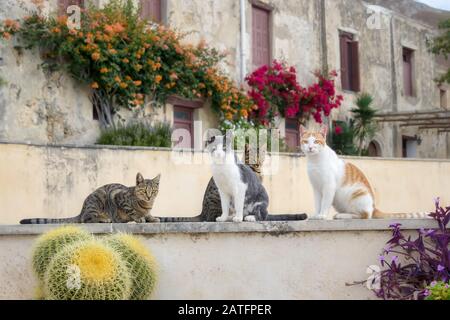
<box><xmin>205</xmin><ymin>136</ymin><xmax>216</xmax><ymax>148</ymax></box>
<box><xmin>153</xmin><ymin>174</ymin><xmax>161</xmax><ymax>183</ymax></box>
<box><xmin>136</xmin><ymin>173</ymin><xmax>144</xmax><ymax>185</ymax></box>
<box><xmin>319</xmin><ymin>125</ymin><xmax>328</xmax><ymax>138</ymax></box>
<box><xmin>299</xmin><ymin>125</ymin><xmax>307</xmax><ymax>136</ymax></box>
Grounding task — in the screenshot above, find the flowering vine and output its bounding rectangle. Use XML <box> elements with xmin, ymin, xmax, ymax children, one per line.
<box><xmin>246</xmin><ymin>60</ymin><xmax>343</xmax><ymax>127</ymax></box>
<box><xmin>0</xmin><ymin>0</ymin><xmax>254</xmax><ymax>129</ymax></box>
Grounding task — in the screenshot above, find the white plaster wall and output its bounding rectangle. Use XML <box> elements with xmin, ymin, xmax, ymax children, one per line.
<box><xmin>0</xmin><ymin>143</ymin><xmax>449</xmax><ymax>225</ymax></box>
<box><xmin>0</xmin><ymin>228</ymin><xmax>413</xmax><ymax>300</ymax></box>
<box><xmin>0</xmin><ymin>0</ymin><xmax>448</xmax><ymax>156</ymax></box>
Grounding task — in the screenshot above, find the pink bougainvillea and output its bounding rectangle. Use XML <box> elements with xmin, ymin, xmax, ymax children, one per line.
<box><xmin>245</xmin><ymin>60</ymin><xmax>343</xmax><ymax>126</ymax></box>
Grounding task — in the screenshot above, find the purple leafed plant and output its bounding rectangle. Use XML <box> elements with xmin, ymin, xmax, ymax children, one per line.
<box><xmin>373</xmin><ymin>198</ymin><xmax>450</xmax><ymax>300</ymax></box>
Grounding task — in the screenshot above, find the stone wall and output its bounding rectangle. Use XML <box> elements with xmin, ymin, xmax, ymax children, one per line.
<box><xmin>0</xmin><ymin>0</ymin><xmax>449</xmax><ymax>157</ymax></box>
<box><xmin>325</xmin><ymin>0</ymin><xmax>450</xmax><ymax>158</ymax></box>
<box><xmin>0</xmin><ymin>220</ymin><xmax>436</xmax><ymax>299</ymax></box>
<box><xmin>0</xmin><ymin>0</ymin><xmax>220</xmax><ymax>146</ymax></box>
<box><xmin>1</xmin><ymin>142</ymin><xmax>449</xmax><ymax>225</ymax></box>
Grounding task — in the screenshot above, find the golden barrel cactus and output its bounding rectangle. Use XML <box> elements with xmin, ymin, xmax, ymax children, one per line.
<box><xmin>104</xmin><ymin>234</ymin><xmax>158</xmax><ymax>300</ymax></box>
<box><xmin>32</xmin><ymin>226</ymin><xmax>92</xmax><ymax>283</ymax></box>
<box><xmin>44</xmin><ymin>239</ymin><xmax>132</xmax><ymax>300</ymax></box>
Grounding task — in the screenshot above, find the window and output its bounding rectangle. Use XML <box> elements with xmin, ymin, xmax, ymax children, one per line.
<box><xmin>339</xmin><ymin>32</ymin><xmax>360</xmax><ymax>92</ymax></box>
<box><xmin>403</xmin><ymin>48</ymin><xmax>415</xmax><ymax>97</ymax></box>
<box><xmin>140</xmin><ymin>0</ymin><xmax>162</xmax><ymax>23</ymax></box>
<box><xmin>252</xmin><ymin>5</ymin><xmax>271</xmax><ymax>69</ymax></box>
<box><xmin>440</xmin><ymin>89</ymin><xmax>447</xmax><ymax>109</ymax></box>
<box><xmin>58</xmin><ymin>0</ymin><xmax>84</xmax><ymax>15</ymax></box>
<box><xmin>402</xmin><ymin>136</ymin><xmax>418</xmax><ymax>158</ymax></box>
<box><xmin>285</xmin><ymin>118</ymin><xmax>299</xmax><ymax>152</ymax></box>
<box><xmin>173</xmin><ymin>106</ymin><xmax>193</xmax><ymax>149</ymax></box>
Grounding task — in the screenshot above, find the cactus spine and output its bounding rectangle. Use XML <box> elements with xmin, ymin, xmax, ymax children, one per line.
<box><xmin>32</xmin><ymin>226</ymin><xmax>91</xmax><ymax>283</ymax></box>
<box><xmin>104</xmin><ymin>233</ymin><xmax>158</xmax><ymax>300</ymax></box>
<box><xmin>44</xmin><ymin>239</ymin><xmax>132</xmax><ymax>300</ymax></box>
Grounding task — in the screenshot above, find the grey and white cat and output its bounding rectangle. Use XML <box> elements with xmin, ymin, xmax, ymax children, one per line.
<box><xmin>159</xmin><ymin>142</ymin><xmax>307</xmax><ymax>222</ymax></box>
<box><xmin>207</xmin><ymin>135</ymin><xmax>270</xmax><ymax>222</ymax></box>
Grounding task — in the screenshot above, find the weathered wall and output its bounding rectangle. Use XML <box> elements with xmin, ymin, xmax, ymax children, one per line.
<box><xmin>0</xmin><ymin>0</ymin><xmax>220</xmax><ymax>146</ymax></box>
<box><xmin>167</xmin><ymin>0</ymin><xmax>322</xmax><ymax>84</ymax></box>
<box><xmin>0</xmin><ymin>1</ymin><xmax>100</xmax><ymax>145</ymax></box>
<box><xmin>0</xmin><ymin>142</ymin><xmax>449</xmax><ymax>225</ymax></box>
<box><xmin>0</xmin><ymin>0</ymin><xmax>448</xmax><ymax>157</ymax></box>
<box><xmin>325</xmin><ymin>0</ymin><xmax>449</xmax><ymax>158</ymax></box>
<box><xmin>0</xmin><ymin>221</ymin><xmax>433</xmax><ymax>300</ymax></box>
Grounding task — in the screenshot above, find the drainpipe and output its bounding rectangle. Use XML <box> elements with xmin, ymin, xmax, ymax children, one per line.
<box><xmin>319</xmin><ymin>0</ymin><xmax>332</xmax><ymax>145</ymax></box>
<box><xmin>240</xmin><ymin>0</ymin><xmax>247</xmax><ymax>83</ymax></box>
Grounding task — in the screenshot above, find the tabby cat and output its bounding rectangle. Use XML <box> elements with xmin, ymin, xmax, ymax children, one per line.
<box><xmin>20</xmin><ymin>173</ymin><xmax>161</xmax><ymax>224</ymax></box>
<box><xmin>159</xmin><ymin>141</ymin><xmax>307</xmax><ymax>222</ymax></box>
<box><xmin>301</xmin><ymin>125</ymin><xmax>427</xmax><ymax>219</ymax></box>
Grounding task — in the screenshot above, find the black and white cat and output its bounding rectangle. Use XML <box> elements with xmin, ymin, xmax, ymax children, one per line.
<box><xmin>206</xmin><ymin>135</ymin><xmax>270</xmax><ymax>222</ymax></box>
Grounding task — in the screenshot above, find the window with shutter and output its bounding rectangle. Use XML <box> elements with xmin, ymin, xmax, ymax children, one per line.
<box><xmin>58</xmin><ymin>0</ymin><xmax>84</xmax><ymax>15</ymax></box>
<box><xmin>252</xmin><ymin>5</ymin><xmax>271</xmax><ymax>69</ymax></box>
<box><xmin>350</xmin><ymin>41</ymin><xmax>360</xmax><ymax>92</ymax></box>
<box><xmin>403</xmin><ymin>48</ymin><xmax>415</xmax><ymax>97</ymax></box>
<box><xmin>140</xmin><ymin>0</ymin><xmax>162</xmax><ymax>23</ymax></box>
<box><xmin>339</xmin><ymin>32</ymin><xmax>360</xmax><ymax>92</ymax></box>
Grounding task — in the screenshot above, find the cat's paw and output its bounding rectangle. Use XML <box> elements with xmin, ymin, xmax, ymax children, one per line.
<box><xmin>232</xmin><ymin>216</ymin><xmax>244</xmax><ymax>223</ymax></box>
<box><xmin>309</xmin><ymin>215</ymin><xmax>326</xmax><ymax>220</ymax></box>
<box><xmin>244</xmin><ymin>216</ymin><xmax>257</xmax><ymax>222</ymax></box>
<box><xmin>146</xmin><ymin>217</ymin><xmax>160</xmax><ymax>223</ymax></box>
<box><xmin>216</xmin><ymin>216</ymin><xmax>228</xmax><ymax>222</ymax></box>
<box><xmin>334</xmin><ymin>214</ymin><xmax>355</xmax><ymax>220</ymax></box>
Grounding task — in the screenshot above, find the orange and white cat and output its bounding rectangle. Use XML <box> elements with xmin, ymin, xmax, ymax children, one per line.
<box><xmin>300</xmin><ymin>125</ymin><xmax>426</xmax><ymax>220</ymax></box>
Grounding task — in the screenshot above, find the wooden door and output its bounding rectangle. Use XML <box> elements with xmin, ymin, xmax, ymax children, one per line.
<box><xmin>285</xmin><ymin>118</ymin><xmax>299</xmax><ymax>152</ymax></box>
<box><xmin>173</xmin><ymin>106</ymin><xmax>193</xmax><ymax>149</ymax></box>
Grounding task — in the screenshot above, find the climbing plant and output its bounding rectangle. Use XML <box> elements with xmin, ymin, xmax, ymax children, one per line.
<box><xmin>246</xmin><ymin>61</ymin><xmax>343</xmax><ymax>127</ymax></box>
<box><xmin>428</xmin><ymin>19</ymin><xmax>450</xmax><ymax>85</ymax></box>
<box><xmin>0</xmin><ymin>0</ymin><xmax>254</xmax><ymax>129</ymax></box>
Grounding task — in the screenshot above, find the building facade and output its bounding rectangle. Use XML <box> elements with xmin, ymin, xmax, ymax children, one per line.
<box><xmin>0</xmin><ymin>0</ymin><xmax>449</xmax><ymax>158</ymax></box>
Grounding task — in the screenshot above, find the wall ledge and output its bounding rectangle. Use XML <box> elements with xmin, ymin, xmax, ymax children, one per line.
<box><xmin>1</xmin><ymin>140</ymin><xmax>450</xmax><ymax>162</ymax></box>
<box><xmin>0</xmin><ymin>219</ymin><xmax>438</xmax><ymax>236</ymax></box>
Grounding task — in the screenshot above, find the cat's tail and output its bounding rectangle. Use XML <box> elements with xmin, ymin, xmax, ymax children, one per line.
<box><xmin>20</xmin><ymin>216</ymin><xmax>81</xmax><ymax>224</ymax></box>
<box><xmin>266</xmin><ymin>214</ymin><xmax>308</xmax><ymax>221</ymax></box>
<box><xmin>372</xmin><ymin>209</ymin><xmax>430</xmax><ymax>219</ymax></box>
<box><xmin>157</xmin><ymin>215</ymin><xmax>203</xmax><ymax>223</ymax></box>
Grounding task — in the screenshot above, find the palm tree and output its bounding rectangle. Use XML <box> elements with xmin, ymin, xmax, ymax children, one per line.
<box><xmin>351</xmin><ymin>93</ymin><xmax>378</xmax><ymax>156</ymax></box>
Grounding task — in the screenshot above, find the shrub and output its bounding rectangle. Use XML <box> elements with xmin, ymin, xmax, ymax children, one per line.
<box><xmin>428</xmin><ymin>19</ymin><xmax>450</xmax><ymax>85</ymax></box>
<box><xmin>96</xmin><ymin>122</ymin><xmax>172</xmax><ymax>147</ymax></box>
<box><xmin>331</xmin><ymin>121</ymin><xmax>359</xmax><ymax>156</ymax></box>
<box><xmin>368</xmin><ymin>199</ymin><xmax>449</xmax><ymax>300</ymax></box>
<box><xmin>351</xmin><ymin>93</ymin><xmax>378</xmax><ymax>156</ymax></box>
<box><xmin>44</xmin><ymin>239</ymin><xmax>131</xmax><ymax>300</ymax></box>
<box><xmin>246</xmin><ymin>61</ymin><xmax>343</xmax><ymax>126</ymax></box>
<box><xmin>104</xmin><ymin>234</ymin><xmax>158</xmax><ymax>300</ymax></box>
<box><xmin>425</xmin><ymin>281</ymin><xmax>450</xmax><ymax>300</ymax></box>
